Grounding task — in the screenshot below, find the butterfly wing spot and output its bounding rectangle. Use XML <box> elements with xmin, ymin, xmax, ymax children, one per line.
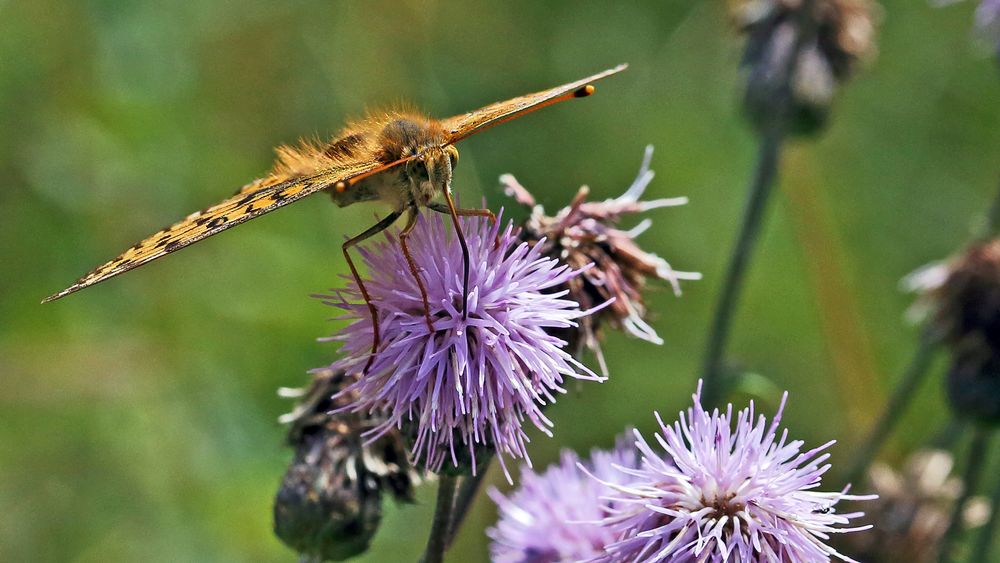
<box><xmin>42</xmin><ymin>163</ymin><xmax>382</xmax><ymax>303</ymax></box>
<box><xmin>335</xmin><ymin>181</ymin><xmax>347</xmax><ymax>193</ymax></box>
<box><xmin>441</xmin><ymin>64</ymin><xmax>627</xmax><ymax>144</ymax></box>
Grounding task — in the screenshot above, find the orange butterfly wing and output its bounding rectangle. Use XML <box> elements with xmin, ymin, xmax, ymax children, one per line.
<box><xmin>45</xmin><ymin>65</ymin><xmax>629</xmax><ymax>303</ymax></box>
<box><xmin>442</xmin><ymin>64</ymin><xmax>627</xmax><ymax>144</ymax></box>
<box><xmin>42</xmin><ymin>161</ymin><xmax>380</xmax><ymax>303</ymax></box>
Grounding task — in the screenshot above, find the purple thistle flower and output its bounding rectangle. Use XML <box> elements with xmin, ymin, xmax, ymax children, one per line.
<box><xmin>316</xmin><ymin>212</ymin><xmax>604</xmax><ymax>480</ymax></box>
<box><xmin>487</xmin><ymin>434</ymin><xmax>640</xmax><ymax>563</ymax></box>
<box><xmin>977</xmin><ymin>0</ymin><xmax>1000</xmax><ymax>57</ymax></box>
<box><xmin>591</xmin><ymin>382</ymin><xmax>874</xmax><ymax>563</ymax></box>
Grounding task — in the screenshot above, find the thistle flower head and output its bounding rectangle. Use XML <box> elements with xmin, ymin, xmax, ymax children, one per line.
<box><xmin>318</xmin><ymin>213</ymin><xmax>603</xmax><ymax>480</ymax></box>
<box><xmin>593</xmin><ymin>382</ymin><xmax>873</xmax><ymax>562</ymax></box>
<box><xmin>732</xmin><ymin>0</ymin><xmax>879</xmax><ymax>133</ymax></box>
<box><xmin>502</xmin><ymin>146</ymin><xmax>699</xmax><ymax>372</ymax></box>
<box><xmin>273</xmin><ymin>369</ymin><xmax>418</xmax><ymax>561</ymax></box>
<box><xmin>487</xmin><ymin>434</ymin><xmax>640</xmax><ymax>563</ymax></box>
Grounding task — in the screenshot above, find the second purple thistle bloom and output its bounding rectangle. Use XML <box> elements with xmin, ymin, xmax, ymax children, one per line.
<box><xmin>315</xmin><ymin>212</ymin><xmax>606</xmax><ymax>479</ymax></box>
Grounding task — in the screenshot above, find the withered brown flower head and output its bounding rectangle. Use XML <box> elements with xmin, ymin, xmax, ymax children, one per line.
<box><xmin>273</xmin><ymin>369</ymin><xmax>419</xmax><ymax>561</ymax></box>
<box><xmin>906</xmin><ymin>239</ymin><xmax>1000</xmax><ymax>422</ymax></box>
<box><xmin>731</xmin><ymin>0</ymin><xmax>879</xmax><ymax>133</ymax></box>
<box><xmin>501</xmin><ymin>146</ymin><xmax>699</xmax><ymax>373</ymax></box>
<box><xmin>925</xmin><ymin>239</ymin><xmax>1000</xmax><ymax>349</ymax></box>
<box><xmin>834</xmin><ymin>449</ymin><xmax>990</xmax><ymax>562</ymax></box>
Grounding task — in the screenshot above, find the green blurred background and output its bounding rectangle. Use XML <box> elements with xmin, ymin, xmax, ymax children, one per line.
<box><xmin>2</xmin><ymin>0</ymin><xmax>999</xmax><ymax>561</ymax></box>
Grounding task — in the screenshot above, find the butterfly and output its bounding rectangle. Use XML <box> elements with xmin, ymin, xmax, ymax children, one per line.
<box><xmin>44</xmin><ymin>63</ymin><xmax>628</xmax><ymax>371</ymax></box>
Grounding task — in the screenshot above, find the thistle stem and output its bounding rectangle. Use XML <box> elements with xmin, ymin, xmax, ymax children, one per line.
<box><xmin>843</xmin><ymin>330</ymin><xmax>938</xmax><ymax>485</ymax></box>
<box><xmin>931</xmin><ymin>416</ymin><xmax>967</xmax><ymax>450</ymax></box>
<box><xmin>700</xmin><ymin>124</ymin><xmax>784</xmax><ymax>407</ymax></box>
<box><xmin>983</xmin><ymin>177</ymin><xmax>1000</xmax><ymax>237</ymax></box>
<box><xmin>970</xmin><ymin>451</ymin><xmax>1000</xmax><ymax>562</ymax></box>
<box><xmin>421</xmin><ymin>475</ymin><xmax>458</xmax><ymax>563</ymax></box>
<box><xmin>938</xmin><ymin>427</ymin><xmax>992</xmax><ymax>563</ymax></box>
<box><xmin>445</xmin><ymin>456</ymin><xmax>494</xmax><ymax>548</ymax></box>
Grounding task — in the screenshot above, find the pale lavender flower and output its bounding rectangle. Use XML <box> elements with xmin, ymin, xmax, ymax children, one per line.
<box><xmin>316</xmin><ymin>213</ymin><xmax>604</xmax><ymax>480</ymax></box>
<box><xmin>934</xmin><ymin>0</ymin><xmax>1000</xmax><ymax>58</ymax></box>
<box><xmin>977</xmin><ymin>0</ymin><xmax>1000</xmax><ymax>56</ymax></box>
<box><xmin>592</xmin><ymin>382</ymin><xmax>874</xmax><ymax>562</ymax></box>
<box><xmin>487</xmin><ymin>434</ymin><xmax>640</xmax><ymax>563</ymax></box>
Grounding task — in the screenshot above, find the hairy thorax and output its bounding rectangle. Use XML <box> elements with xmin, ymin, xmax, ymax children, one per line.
<box><xmin>241</xmin><ymin>111</ymin><xmax>456</xmax><ymax>211</ymax></box>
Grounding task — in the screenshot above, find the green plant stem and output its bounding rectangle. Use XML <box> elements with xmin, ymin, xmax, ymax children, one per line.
<box><xmin>982</xmin><ymin>178</ymin><xmax>1000</xmax><ymax>236</ymax></box>
<box><xmin>969</xmin><ymin>452</ymin><xmax>1000</xmax><ymax>562</ymax></box>
<box><xmin>421</xmin><ymin>475</ymin><xmax>458</xmax><ymax>563</ymax></box>
<box><xmin>700</xmin><ymin>124</ymin><xmax>784</xmax><ymax>407</ymax></box>
<box><xmin>843</xmin><ymin>330</ymin><xmax>938</xmax><ymax>485</ymax></box>
<box><xmin>938</xmin><ymin>427</ymin><xmax>992</xmax><ymax>563</ymax></box>
<box><xmin>445</xmin><ymin>456</ymin><xmax>494</xmax><ymax>549</ymax></box>
<box><xmin>931</xmin><ymin>416</ymin><xmax>966</xmax><ymax>450</ymax></box>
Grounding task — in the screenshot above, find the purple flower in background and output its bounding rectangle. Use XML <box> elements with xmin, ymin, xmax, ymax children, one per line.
<box><xmin>935</xmin><ymin>0</ymin><xmax>1000</xmax><ymax>58</ymax></box>
<box><xmin>978</xmin><ymin>0</ymin><xmax>1000</xmax><ymax>55</ymax></box>
<box><xmin>487</xmin><ymin>434</ymin><xmax>639</xmax><ymax>563</ymax></box>
<box><xmin>592</xmin><ymin>383</ymin><xmax>874</xmax><ymax>562</ymax></box>
<box><xmin>316</xmin><ymin>213</ymin><xmax>604</xmax><ymax>480</ymax></box>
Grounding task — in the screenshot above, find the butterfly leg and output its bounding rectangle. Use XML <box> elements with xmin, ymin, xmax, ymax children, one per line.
<box><xmin>399</xmin><ymin>207</ymin><xmax>435</xmax><ymax>332</ymax></box>
<box><xmin>429</xmin><ymin>188</ymin><xmax>472</xmax><ymax>321</ymax></box>
<box><xmin>343</xmin><ymin>209</ymin><xmax>404</xmax><ymax>374</ymax></box>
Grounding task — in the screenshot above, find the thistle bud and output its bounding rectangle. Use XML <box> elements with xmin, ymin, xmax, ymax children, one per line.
<box><xmin>731</xmin><ymin>0</ymin><xmax>878</xmax><ymax>133</ymax></box>
<box><xmin>273</xmin><ymin>369</ymin><xmax>418</xmax><ymax>561</ymax></box>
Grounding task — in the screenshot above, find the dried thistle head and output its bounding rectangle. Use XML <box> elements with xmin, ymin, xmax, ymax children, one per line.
<box><xmin>928</xmin><ymin>240</ymin><xmax>1000</xmax><ymax>349</ymax></box>
<box><xmin>273</xmin><ymin>368</ymin><xmax>419</xmax><ymax>561</ymax></box>
<box><xmin>905</xmin><ymin>239</ymin><xmax>1000</xmax><ymax>422</ymax></box>
<box><xmin>501</xmin><ymin>146</ymin><xmax>700</xmax><ymax>373</ymax></box>
<box><xmin>834</xmin><ymin>449</ymin><xmax>991</xmax><ymax>562</ymax></box>
<box><xmin>731</xmin><ymin>0</ymin><xmax>879</xmax><ymax>133</ymax></box>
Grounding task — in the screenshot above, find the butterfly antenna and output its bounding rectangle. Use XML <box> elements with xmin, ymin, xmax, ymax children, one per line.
<box><xmin>443</xmin><ymin>187</ymin><xmax>471</xmax><ymax>321</ymax></box>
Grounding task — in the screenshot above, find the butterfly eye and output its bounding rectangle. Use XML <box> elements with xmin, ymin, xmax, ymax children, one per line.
<box><xmin>447</xmin><ymin>148</ymin><xmax>459</xmax><ymax>169</ymax></box>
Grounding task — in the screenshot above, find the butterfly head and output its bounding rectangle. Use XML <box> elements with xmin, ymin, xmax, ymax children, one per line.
<box><xmin>406</xmin><ymin>144</ymin><xmax>459</xmax><ymax>207</ymax></box>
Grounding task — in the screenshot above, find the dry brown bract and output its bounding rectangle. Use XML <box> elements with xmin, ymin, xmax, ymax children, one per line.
<box><xmin>502</xmin><ymin>146</ymin><xmax>699</xmax><ymax>373</ymax></box>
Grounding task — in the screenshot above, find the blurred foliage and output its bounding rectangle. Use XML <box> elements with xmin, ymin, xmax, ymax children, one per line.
<box><xmin>1</xmin><ymin>0</ymin><xmax>999</xmax><ymax>561</ymax></box>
